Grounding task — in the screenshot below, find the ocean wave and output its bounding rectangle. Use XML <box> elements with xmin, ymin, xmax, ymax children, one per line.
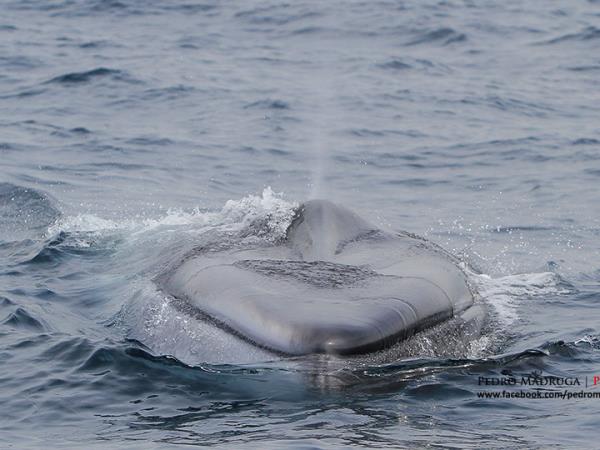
<box><xmin>544</xmin><ymin>26</ymin><xmax>600</xmax><ymax>44</ymax></box>
<box><xmin>572</xmin><ymin>138</ymin><xmax>600</xmax><ymax>145</ymax></box>
<box><xmin>1</xmin><ymin>306</ymin><xmax>47</xmax><ymax>331</ymax></box>
<box><xmin>244</xmin><ymin>99</ymin><xmax>290</xmax><ymax>110</ymax></box>
<box><xmin>473</xmin><ymin>271</ymin><xmax>574</xmax><ymax>327</ymax></box>
<box><xmin>235</xmin><ymin>6</ymin><xmax>321</xmax><ymax>27</ymax></box>
<box><xmin>0</xmin><ymin>55</ymin><xmax>43</xmax><ymax>69</ymax></box>
<box><xmin>0</xmin><ymin>183</ymin><xmax>60</xmax><ymax>242</ymax></box>
<box><xmin>45</xmin><ymin>67</ymin><xmax>137</xmax><ymax>85</ymax></box>
<box><xmin>406</xmin><ymin>27</ymin><xmax>467</xmax><ymax>46</ymax></box>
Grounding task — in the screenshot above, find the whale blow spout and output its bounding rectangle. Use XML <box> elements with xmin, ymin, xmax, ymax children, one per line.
<box><xmin>161</xmin><ymin>199</ymin><xmax>483</xmax><ymax>357</ymax></box>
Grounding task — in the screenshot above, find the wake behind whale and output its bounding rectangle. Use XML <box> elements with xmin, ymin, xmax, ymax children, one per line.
<box><xmin>156</xmin><ymin>199</ymin><xmax>486</xmax><ymax>361</ymax></box>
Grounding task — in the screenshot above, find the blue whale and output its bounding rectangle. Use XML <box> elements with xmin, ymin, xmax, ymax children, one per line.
<box><xmin>161</xmin><ymin>200</ymin><xmax>484</xmax><ymax>357</ymax></box>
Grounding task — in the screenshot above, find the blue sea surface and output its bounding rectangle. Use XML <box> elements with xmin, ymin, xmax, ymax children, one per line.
<box><xmin>1</xmin><ymin>0</ymin><xmax>600</xmax><ymax>448</ymax></box>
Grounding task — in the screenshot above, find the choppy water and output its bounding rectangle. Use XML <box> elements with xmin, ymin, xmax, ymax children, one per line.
<box><xmin>1</xmin><ymin>0</ymin><xmax>600</xmax><ymax>448</ymax></box>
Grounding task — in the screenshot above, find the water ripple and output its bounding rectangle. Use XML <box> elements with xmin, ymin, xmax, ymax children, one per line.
<box><xmin>45</xmin><ymin>68</ymin><xmax>136</xmax><ymax>85</ymax></box>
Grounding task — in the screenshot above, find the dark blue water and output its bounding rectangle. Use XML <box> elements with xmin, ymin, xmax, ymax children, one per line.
<box><xmin>1</xmin><ymin>1</ymin><xmax>600</xmax><ymax>448</ymax></box>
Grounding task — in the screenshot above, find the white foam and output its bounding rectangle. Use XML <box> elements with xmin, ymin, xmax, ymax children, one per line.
<box><xmin>574</xmin><ymin>335</ymin><xmax>599</xmax><ymax>346</ymax></box>
<box><xmin>47</xmin><ymin>213</ymin><xmax>130</xmax><ymax>235</ymax></box>
<box><xmin>220</xmin><ymin>186</ymin><xmax>298</xmax><ymax>240</ymax></box>
<box><xmin>471</xmin><ymin>271</ymin><xmax>569</xmax><ymax>326</ymax></box>
<box><xmin>46</xmin><ymin>187</ymin><xmax>298</xmax><ymax>244</ymax></box>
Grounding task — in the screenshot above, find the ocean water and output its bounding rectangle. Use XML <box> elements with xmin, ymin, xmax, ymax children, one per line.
<box><xmin>1</xmin><ymin>0</ymin><xmax>600</xmax><ymax>448</ymax></box>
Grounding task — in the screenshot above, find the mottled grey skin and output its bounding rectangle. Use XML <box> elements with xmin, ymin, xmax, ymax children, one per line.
<box><xmin>162</xmin><ymin>200</ymin><xmax>484</xmax><ymax>356</ymax></box>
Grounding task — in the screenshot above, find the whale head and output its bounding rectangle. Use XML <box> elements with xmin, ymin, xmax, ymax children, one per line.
<box><xmin>161</xmin><ymin>199</ymin><xmax>479</xmax><ymax>357</ymax></box>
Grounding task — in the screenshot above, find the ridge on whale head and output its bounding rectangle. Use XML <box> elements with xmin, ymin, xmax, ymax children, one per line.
<box><xmin>286</xmin><ymin>199</ymin><xmax>376</xmax><ymax>261</ymax></box>
<box><xmin>160</xmin><ymin>199</ymin><xmax>484</xmax><ymax>357</ymax></box>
